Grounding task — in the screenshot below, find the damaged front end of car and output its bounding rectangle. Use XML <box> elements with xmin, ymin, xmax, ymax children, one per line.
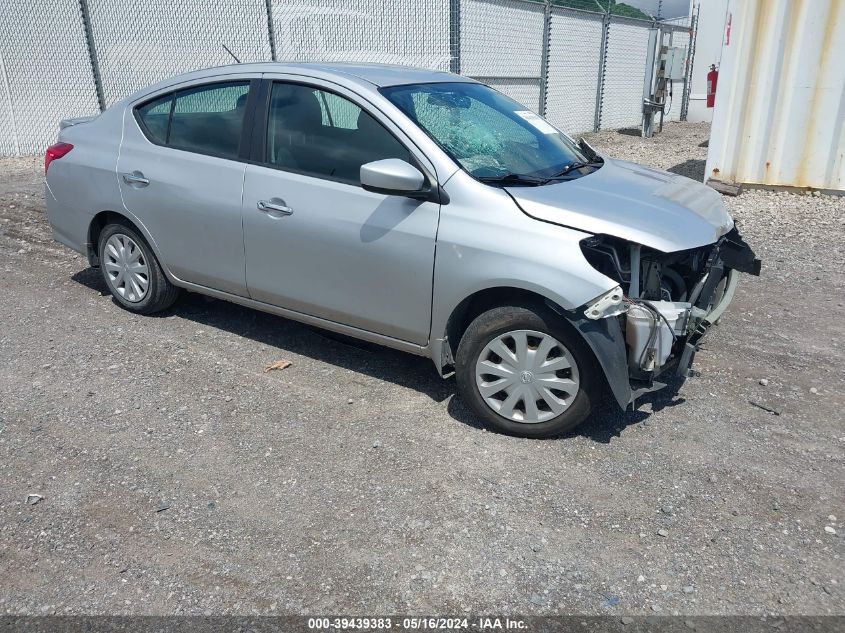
<box><xmin>579</xmin><ymin>228</ymin><xmax>761</xmax><ymax>402</ymax></box>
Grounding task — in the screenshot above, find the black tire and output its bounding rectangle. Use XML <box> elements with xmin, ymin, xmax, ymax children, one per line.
<box><xmin>455</xmin><ymin>303</ymin><xmax>602</xmax><ymax>439</ymax></box>
<box><xmin>97</xmin><ymin>222</ymin><xmax>180</xmax><ymax>314</ymax></box>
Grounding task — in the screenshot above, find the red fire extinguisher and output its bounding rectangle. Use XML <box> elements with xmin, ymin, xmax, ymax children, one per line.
<box><xmin>706</xmin><ymin>64</ymin><xmax>719</xmax><ymax>108</ymax></box>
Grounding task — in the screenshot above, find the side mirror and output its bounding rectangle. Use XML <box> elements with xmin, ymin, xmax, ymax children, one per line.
<box><xmin>360</xmin><ymin>159</ymin><xmax>425</xmax><ymax>197</ymax></box>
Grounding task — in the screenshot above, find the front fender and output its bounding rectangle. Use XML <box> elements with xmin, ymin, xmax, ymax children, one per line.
<box><xmin>430</xmin><ymin>294</ymin><xmax>632</xmax><ymax>410</ymax></box>
<box><xmin>564</xmin><ymin>312</ymin><xmax>630</xmax><ymax>409</ymax></box>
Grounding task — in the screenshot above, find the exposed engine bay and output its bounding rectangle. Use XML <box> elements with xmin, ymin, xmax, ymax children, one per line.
<box><xmin>581</xmin><ymin>228</ymin><xmax>761</xmax><ymax>389</ymax></box>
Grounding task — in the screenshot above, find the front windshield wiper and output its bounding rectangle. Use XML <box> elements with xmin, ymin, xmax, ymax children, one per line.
<box><xmin>478</xmin><ymin>159</ymin><xmax>604</xmax><ymax>187</ymax></box>
<box><xmin>477</xmin><ymin>173</ymin><xmax>550</xmax><ymax>186</ymax></box>
<box><xmin>547</xmin><ymin>159</ymin><xmax>603</xmax><ymax>180</ymax></box>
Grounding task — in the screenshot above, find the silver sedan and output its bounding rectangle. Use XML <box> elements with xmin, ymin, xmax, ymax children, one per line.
<box><xmin>44</xmin><ymin>63</ymin><xmax>759</xmax><ymax>438</ymax></box>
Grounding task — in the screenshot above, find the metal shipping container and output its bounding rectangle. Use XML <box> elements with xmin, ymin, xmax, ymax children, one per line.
<box><xmin>705</xmin><ymin>0</ymin><xmax>845</xmax><ymax>193</ymax></box>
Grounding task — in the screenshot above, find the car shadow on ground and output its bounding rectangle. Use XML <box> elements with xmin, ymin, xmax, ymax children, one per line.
<box><xmin>72</xmin><ymin>267</ymin><xmax>678</xmax><ymax>443</ymax></box>
<box><xmin>668</xmin><ymin>159</ymin><xmax>706</xmax><ymax>181</ymax></box>
<box><xmin>72</xmin><ymin>267</ymin><xmax>454</xmax><ymax>405</ymax></box>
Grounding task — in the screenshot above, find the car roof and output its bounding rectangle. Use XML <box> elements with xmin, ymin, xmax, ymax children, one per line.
<box><xmin>150</xmin><ymin>62</ymin><xmax>476</xmax><ymax>91</ymax></box>
<box><xmin>281</xmin><ymin>62</ymin><xmax>474</xmax><ymax>87</ymax></box>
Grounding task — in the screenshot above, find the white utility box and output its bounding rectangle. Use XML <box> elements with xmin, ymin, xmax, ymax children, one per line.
<box><xmin>664</xmin><ymin>47</ymin><xmax>687</xmax><ymax>81</ymax></box>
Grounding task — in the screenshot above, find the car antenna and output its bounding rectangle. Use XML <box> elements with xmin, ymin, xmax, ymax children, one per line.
<box><xmin>222</xmin><ymin>44</ymin><xmax>241</xmax><ymax>64</ymax></box>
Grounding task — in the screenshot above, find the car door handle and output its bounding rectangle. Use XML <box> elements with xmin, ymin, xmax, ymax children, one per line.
<box><xmin>257</xmin><ymin>199</ymin><xmax>293</xmax><ymax>217</ymax></box>
<box><xmin>122</xmin><ymin>171</ymin><xmax>149</xmax><ymax>187</ymax></box>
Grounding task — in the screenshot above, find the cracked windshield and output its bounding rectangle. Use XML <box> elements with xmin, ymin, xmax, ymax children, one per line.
<box><xmin>381</xmin><ymin>81</ymin><xmax>591</xmax><ymax>181</ymax></box>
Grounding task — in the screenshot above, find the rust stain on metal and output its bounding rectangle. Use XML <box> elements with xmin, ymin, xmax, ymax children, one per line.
<box><xmin>797</xmin><ymin>0</ymin><xmax>841</xmax><ymax>188</ymax></box>
<box><xmin>768</xmin><ymin>0</ymin><xmax>803</xmax><ymax>185</ymax></box>
<box><xmin>821</xmin><ymin>0</ymin><xmax>843</xmax><ymax>188</ymax></box>
<box><xmin>734</xmin><ymin>1</ymin><xmax>772</xmax><ymax>184</ymax></box>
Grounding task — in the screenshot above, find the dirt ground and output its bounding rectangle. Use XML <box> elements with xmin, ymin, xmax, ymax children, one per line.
<box><xmin>0</xmin><ymin>123</ymin><xmax>843</xmax><ymax>616</ymax></box>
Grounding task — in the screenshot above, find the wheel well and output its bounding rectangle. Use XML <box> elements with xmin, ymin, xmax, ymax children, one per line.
<box><xmin>441</xmin><ymin>288</ymin><xmax>618</xmax><ymax>404</ymax></box>
<box><xmin>87</xmin><ymin>211</ymin><xmax>138</xmax><ymax>266</ymax></box>
<box><xmin>444</xmin><ymin>287</ymin><xmax>563</xmax><ymax>361</ymax></box>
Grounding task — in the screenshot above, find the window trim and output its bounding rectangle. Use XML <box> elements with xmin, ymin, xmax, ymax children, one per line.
<box><xmin>132</xmin><ymin>78</ymin><xmax>260</xmax><ymax>162</ymax></box>
<box><xmin>250</xmin><ymin>78</ymin><xmax>429</xmax><ymax>189</ymax></box>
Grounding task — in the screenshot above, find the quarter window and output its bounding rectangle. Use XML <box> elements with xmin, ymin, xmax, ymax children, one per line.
<box><xmin>136</xmin><ymin>95</ymin><xmax>171</xmax><ymax>144</ymax></box>
<box><xmin>266</xmin><ymin>82</ymin><xmax>411</xmax><ymax>185</ymax></box>
<box><xmin>135</xmin><ymin>81</ymin><xmax>250</xmax><ymax>159</ymax></box>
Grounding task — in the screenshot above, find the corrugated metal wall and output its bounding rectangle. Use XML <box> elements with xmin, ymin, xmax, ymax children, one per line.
<box><xmin>706</xmin><ymin>0</ymin><xmax>845</xmax><ymax>192</ymax></box>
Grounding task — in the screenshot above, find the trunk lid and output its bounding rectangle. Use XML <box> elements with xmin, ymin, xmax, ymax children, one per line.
<box><xmin>59</xmin><ymin>115</ymin><xmax>97</xmax><ymax>130</ymax></box>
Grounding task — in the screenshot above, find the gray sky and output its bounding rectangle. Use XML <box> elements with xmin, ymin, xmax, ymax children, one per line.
<box><xmin>622</xmin><ymin>0</ymin><xmax>691</xmax><ymax>19</ymax></box>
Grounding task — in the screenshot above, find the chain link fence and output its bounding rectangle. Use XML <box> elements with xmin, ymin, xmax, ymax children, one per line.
<box><xmin>0</xmin><ymin>0</ymin><xmax>693</xmax><ymax>156</ymax></box>
<box><xmin>545</xmin><ymin>7</ymin><xmax>604</xmax><ymax>136</ymax></box>
<box><xmin>459</xmin><ymin>0</ymin><xmax>546</xmax><ymax>112</ymax></box>
<box><xmin>87</xmin><ymin>0</ymin><xmax>272</xmax><ymax>106</ymax></box>
<box><xmin>0</xmin><ymin>0</ymin><xmax>100</xmax><ymax>155</ymax></box>
<box><xmin>271</xmin><ymin>0</ymin><xmax>450</xmax><ymax>69</ymax></box>
<box><xmin>600</xmin><ymin>17</ymin><xmax>653</xmax><ymax>130</ymax></box>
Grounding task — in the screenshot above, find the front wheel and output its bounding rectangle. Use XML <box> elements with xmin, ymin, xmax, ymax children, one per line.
<box><xmin>455</xmin><ymin>304</ymin><xmax>601</xmax><ymax>438</ymax></box>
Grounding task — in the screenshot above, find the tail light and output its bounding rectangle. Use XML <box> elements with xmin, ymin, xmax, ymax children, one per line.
<box><xmin>45</xmin><ymin>142</ymin><xmax>74</xmax><ymax>174</ymax></box>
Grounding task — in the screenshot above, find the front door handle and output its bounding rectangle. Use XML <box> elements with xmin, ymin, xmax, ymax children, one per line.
<box><xmin>257</xmin><ymin>199</ymin><xmax>293</xmax><ymax>218</ymax></box>
<box><xmin>122</xmin><ymin>171</ymin><xmax>149</xmax><ymax>187</ymax></box>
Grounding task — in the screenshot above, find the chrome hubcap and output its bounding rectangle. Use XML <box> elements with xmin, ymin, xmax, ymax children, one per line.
<box><xmin>104</xmin><ymin>234</ymin><xmax>149</xmax><ymax>303</ymax></box>
<box><xmin>474</xmin><ymin>329</ymin><xmax>580</xmax><ymax>424</ymax></box>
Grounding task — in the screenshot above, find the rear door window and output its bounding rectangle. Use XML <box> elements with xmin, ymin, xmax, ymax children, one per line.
<box><xmin>135</xmin><ymin>81</ymin><xmax>251</xmax><ymax>159</ymax></box>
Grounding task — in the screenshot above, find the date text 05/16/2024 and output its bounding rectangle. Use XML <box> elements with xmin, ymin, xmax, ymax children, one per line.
<box><xmin>307</xmin><ymin>617</ymin><xmax>528</xmax><ymax>630</ymax></box>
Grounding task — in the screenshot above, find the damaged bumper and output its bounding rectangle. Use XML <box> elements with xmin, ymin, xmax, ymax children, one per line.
<box><xmin>576</xmin><ymin>228</ymin><xmax>761</xmax><ymax>407</ymax></box>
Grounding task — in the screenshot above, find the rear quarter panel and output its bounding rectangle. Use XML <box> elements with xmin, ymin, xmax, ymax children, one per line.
<box><xmin>45</xmin><ymin>107</ymin><xmax>124</xmax><ymax>254</ymax></box>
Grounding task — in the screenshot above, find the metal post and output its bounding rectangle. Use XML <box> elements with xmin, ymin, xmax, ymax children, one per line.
<box><xmin>660</xmin><ymin>27</ymin><xmax>670</xmax><ymax>132</ymax></box>
<box><xmin>593</xmin><ymin>11</ymin><xmax>611</xmax><ymax>132</ymax></box>
<box><xmin>78</xmin><ymin>0</ymin><xmax>105</xmax><ymax>112</ymax></box>
<box><xmin>0</xmin><ymin>50</ymin><xmax>19</xmax><ymax>155</ymax></box>
<box><xmin>264</xmin><ymin>0</ymin><xmax>278</xmax><ymax>62</ymax></box>
<box><xmin>642</xmin><ymin>26</ymin><xmax>659</xmax><ymax>138</ymax></box>
<box><xmin>538</xmin><ymin>0</ymin><xmax>552</xmax><ymax>116</ymax></box>
<box><xmin>680</xmin><ymin>12</ymin><xmax>697</xmax><ymax>121</ymax></box>
<box><xmin>449</xmin><ymin>0</ymin><xmax>461</xmax><ymax>74</ymax></box>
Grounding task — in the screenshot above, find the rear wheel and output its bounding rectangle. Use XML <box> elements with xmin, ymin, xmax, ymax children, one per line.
<box><xmin>97</xmin><ymin>223</ymin><xmax>179</xmax><ymax>314</ymax></box>
<box><xmin>455</xmin><ymin>304</ymin><xmax>601</xmax><ymax>438</ymax></box>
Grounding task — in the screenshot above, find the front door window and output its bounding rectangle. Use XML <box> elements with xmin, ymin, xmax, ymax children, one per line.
<box><xmin>266</xmin><ymin>82</ymin><xmax>411</xmax><ymax>185</ymax></box>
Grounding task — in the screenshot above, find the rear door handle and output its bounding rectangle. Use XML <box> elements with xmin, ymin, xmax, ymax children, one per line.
<box><xmin>122</xmin><ymin>171</ymin><xmax>149</xmax><ymax>187</ymax></box>
<box><xmin>257</xmin><ymin>199</ymin><xmax>293</xmax><ymax>218</ymax></box>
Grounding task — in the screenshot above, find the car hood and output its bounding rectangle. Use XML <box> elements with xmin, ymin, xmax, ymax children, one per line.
<box><xmin>506</xmin><ymin>157</ymin><xmax>734</xmax><ymax>252</ymax></box>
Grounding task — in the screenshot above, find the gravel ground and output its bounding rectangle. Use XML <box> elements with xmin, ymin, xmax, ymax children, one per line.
<box><xmin>0</xmin><ymin>123</ymin><xmax>843</xmax><ymax>616</ymax></box>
